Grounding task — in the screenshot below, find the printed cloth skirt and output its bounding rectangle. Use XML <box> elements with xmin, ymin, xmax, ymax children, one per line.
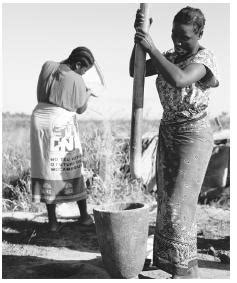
<box><xmin>153</xmin><ymin>116</ymin><xmax>213</xmax><ymax>276</ymax></box>
<box><xmin>30</xmin><ymin>102</ymin><xmax>87</xmax><ymax>204</ymax></box>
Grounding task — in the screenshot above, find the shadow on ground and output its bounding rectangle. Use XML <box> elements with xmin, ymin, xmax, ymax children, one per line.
<box><xmin>198</xmin><ymin>259</ymin><xmax>229</xmax><ymax>270</ymax></box>
<box><xmin>2</xmin><ymin>255</ymin><xmax>110</xmax><ymax>279</ymax></box>
<box><xmin>2</xmin><ymin>215</ymin><xmax>230</xmax><ymax>279</ymax></box>
<box><xmin>2</xmin><ymin>216</ymin><xmax>99</xmax><ymax>253</ymax></box>
<box><xmin>197</xmin><ymin>236</ymin><xmax>230</xmax><ymax>252</ymax></box>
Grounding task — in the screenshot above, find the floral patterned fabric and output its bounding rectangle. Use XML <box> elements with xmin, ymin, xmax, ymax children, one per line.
<box><xmin>153</xmin><ymin>118</ymin><xmax>214</xmax><ymax>275</ymax></box>
<box><xmin>156</xmin><ymin>48</ymin><xmax>219</xmax><ymax>122</ymax></box>
<box><xmin>153</xmin><ymin>48</ymin><xmax>219</xmax><ymax>275</ymax></box>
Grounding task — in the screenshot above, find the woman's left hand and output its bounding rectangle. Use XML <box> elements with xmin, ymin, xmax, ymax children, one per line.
<box><xmin>134</xmin><ymin>9</ymin><xmax>153</xmax><ymax>31</ymax></box>
<box><xmin>134</xmin><ymin>29</ymin><xmax>155</xmax><ymax>53</ymax></box>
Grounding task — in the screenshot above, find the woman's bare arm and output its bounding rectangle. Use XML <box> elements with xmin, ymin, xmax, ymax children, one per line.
<box><xmin>129</xmin><ymin>44</ymin><xmax>158</xmax><ymax>77</ymax></box>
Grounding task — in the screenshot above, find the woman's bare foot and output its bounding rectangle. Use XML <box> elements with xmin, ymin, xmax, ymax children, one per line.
<box><xmin>48</xmin><ymin>221</ymin><xmax>59</xmax><ymax>232</ymax></box>
<box><xmin>48</xmin><ymin>222</ymin><xmax>66</xmax><ymax>233</ymax></box>
<box><xmin>77</xmin><ymin>214</ymin><xmax>94</xmax><ymax>226</ymax></box>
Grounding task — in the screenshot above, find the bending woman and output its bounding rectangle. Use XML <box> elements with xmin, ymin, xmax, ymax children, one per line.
<box><xmin>130</xmin><ymin>6</ymin><xmax>219</xmax><ymax>279</ymax></box>
<box><xmin>31</xmin><ymin>47</ymin><xmax>95</xmax><ymax>232</ymax></box>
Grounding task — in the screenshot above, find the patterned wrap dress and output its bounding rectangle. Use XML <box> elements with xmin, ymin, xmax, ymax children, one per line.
<box><xmin>152</xmin><ymin>48</ymin><xmax>219</xmax><ymax>275</ymax></box>
<box><xmin>31</xmin><ymin>61</ymin><xmax>88</xmax><ymax>204</ymax></box>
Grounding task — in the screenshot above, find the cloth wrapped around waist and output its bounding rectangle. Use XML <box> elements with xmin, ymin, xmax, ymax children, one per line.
<box><xmin>30</xmin><ymin>103</ymin><xmax>86</xmax><ymax>203</ymax></box>
<box><xmin>31</xmin><ymin>103</ymin><xmax>84</xmax><ymax>180</ymax></box>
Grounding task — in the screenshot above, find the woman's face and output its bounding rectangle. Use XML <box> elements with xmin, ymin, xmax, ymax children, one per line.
<box><xmin>171</xmin><ymin>22</ymin><xmax>201</xmax><ymax>56</ymax></box>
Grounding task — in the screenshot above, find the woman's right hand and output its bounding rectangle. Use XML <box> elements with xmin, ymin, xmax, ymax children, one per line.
<box><xmin>86</xmin><ymin>88</ymin><xmax>97</xmax><ymax>98</ymax></box>
<box><xmin>134</xmin><ymin>9</ymin><xmax>153</xmax><ymax>31</ymax></box>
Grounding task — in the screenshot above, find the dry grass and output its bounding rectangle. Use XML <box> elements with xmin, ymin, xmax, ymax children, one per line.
<box><xmin>2</xmin><ymin>112</ymin><xmax>230</xmax><ymax>212</ymax></box>
<box><xmin>2</xmin><ymin>113</ymin><xmax>156</xmax><ymax>212</ymax></box>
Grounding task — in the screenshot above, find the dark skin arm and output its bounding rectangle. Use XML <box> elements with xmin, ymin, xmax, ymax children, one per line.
<box><xmin>76</xmin><ymin>103</ymin><xmax>88</xmax><ymax>114</ymax></box>
<box><xmin>129</xmin><ymin>44</ymin><xmax>157</xmax><ymax>77</ymax></box>
<box><xmin>147</xmin><ymin>43</ymin><xmax>207</xmax><ymax>88</ymax></box>
<box><xmin>146</xmin><ymin>38</ymin><xmax>219</xmax><ymax>88</ymax></box>
<box><xmin>131</xmin><ymin>10</ymin><xmax>218</xmax><ymax>88</ymax></box>
<box><xmin>76</xmin><ymin>88</ymin><xmax>96</xmax><ymax>114</ymax></box>
<box><xmin>129</xmin><ymin>10</ymin><xmax>157</xmax><ymax>78</ymax></box>
<box><xmin>131</xmin><ymin>28</ymin><xmax>207</xmax><ymax>87</ymax></box>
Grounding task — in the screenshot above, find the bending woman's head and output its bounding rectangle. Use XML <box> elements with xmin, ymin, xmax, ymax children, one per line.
<box><xmin>172</xmin><ymin>7</ymin><xmax>206</xmax><ymax>56</ymax></box>
<box><xmin>173</xmin><ymin>6</ymin><xmax>206</xmax><ymax>36</ymax></box>
<box><xmin>65</xmin><ymin>46</ymin><xmax>95</xmax><ymax>75</ymax></box>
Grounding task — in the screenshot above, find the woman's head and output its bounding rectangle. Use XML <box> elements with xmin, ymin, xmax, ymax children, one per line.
<box><xmin>66</xmin><ymin>46</ymin><xmax>95</xmax><ymax>75</ymax></box>
<box><xmin>174</xmin><ymin>6</ymin><xmax>205</xmax><ymax>36</ymax></box>
<box><xmin>172</xmin><ymin>6</ymin><xmax>206</xmax><ymax>56</ymax></box>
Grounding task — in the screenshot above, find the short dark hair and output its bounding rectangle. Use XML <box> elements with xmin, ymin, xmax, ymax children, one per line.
<box><xmin>173</xmin><ymin>6</ymin><xmax>206</xmax><ymax>35</ymax></box>
<box><xmin>67</xmin><ymin>46</ymin><xmax>95</xmax><ymax>68</ymax></box>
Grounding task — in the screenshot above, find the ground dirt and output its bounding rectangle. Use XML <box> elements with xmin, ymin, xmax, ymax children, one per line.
<box><xmin>2</xmin><ymin>203</ymin><xmax>230</xmax><ymax>279</ymax></box>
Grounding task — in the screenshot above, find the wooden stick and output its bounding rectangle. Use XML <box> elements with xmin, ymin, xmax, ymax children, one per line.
<box><xmin>130</xmin><ymin>3</ymin><xmax>150</xmax><ymax>179</ymax></box>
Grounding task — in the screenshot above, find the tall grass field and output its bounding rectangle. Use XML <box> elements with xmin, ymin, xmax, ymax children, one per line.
<box><xmin>2</xmin><ymin>112</ymin><xmax>229</xmax><ymax>212</ymax></box>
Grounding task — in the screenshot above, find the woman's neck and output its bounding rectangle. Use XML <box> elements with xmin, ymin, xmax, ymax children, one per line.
<box><xmin>59</xmin><ymin>61</ymin><xmax>72</xmax><ymax>71</ymax></box>
<box><xmin>191</xmin><ymin>44</ymin><xmax>202</xmax><ymax>55</ymax></box>
<box><xmin>175</xmin><ymin>45</ymin><xmax>203</xmax><ymax>63</ymax></box>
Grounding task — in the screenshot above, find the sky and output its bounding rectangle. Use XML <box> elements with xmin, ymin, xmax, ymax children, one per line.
<box><xmin>2</xmin><ymin>1</ymin><xmax>230</xmax><ymax>120</ymax></box>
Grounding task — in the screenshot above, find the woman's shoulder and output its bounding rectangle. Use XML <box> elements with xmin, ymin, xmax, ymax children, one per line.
<box><xmin>163</xmin><ymin>48</ymin><xmax>216</xmax><ymax>59</ymax></box>
<box><xmin>194</xmin><ymin>48</ymin><xmax>216</xmax><ymax>61</ymax></box>
<box><xmin>42</xmin><ymin>60</ymin><xmax>59</xmax><ymax>68</ymax></box>
<box><xmin>41</xmin><ymin>61</ymin><xmax>59</xmax><ymax>74</ymax></box>
<box><xmin>191</xmin><ymin>48</ymin><xmax>218</xmax><ymax>69</ymax></box>
<box><xmin>62</xmin><ymin>67</ymin><xmax>84</xmax><ymax>83</ymax></box>
<box><xmin>58</xmin><ymin>66</ymin><xmax>85</xmax><ymax>88</ymax></box>
<box><xmin>193</xmin><ymin>48</ymin><xmax>219</xmax><ymax>85</ymax></box>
